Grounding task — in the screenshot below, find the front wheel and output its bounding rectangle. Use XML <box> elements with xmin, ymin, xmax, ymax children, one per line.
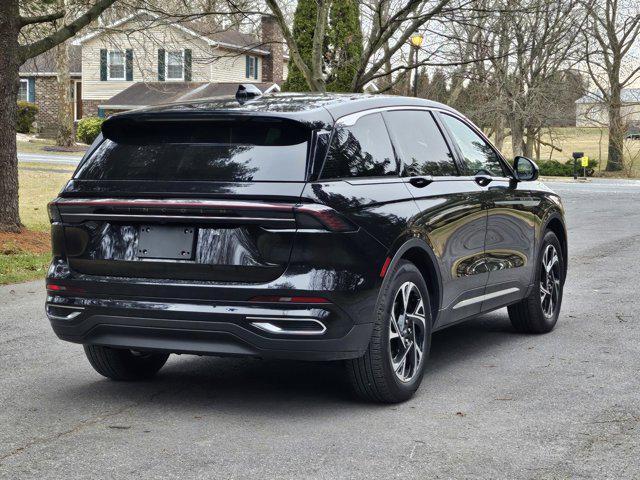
<box><xmin>346</xmin><ymin>260</ymin><xmax>432</xmax><ymax>403</ymax></box>
<box><xmin>508</xmin><ymin>230</ymin><xmax>565</xmax><ymax>333</ymax></box>
<box><xmin>83</xmin><ymin>345</ymin><xmax>169</xmax><ymax>380</ymax></box>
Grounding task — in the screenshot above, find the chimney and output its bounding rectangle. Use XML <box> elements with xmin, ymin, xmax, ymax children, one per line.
<box><xmin>261</xmin><ymin>15</ymin><xmax>284</xmax><ymax>85</ymax></box>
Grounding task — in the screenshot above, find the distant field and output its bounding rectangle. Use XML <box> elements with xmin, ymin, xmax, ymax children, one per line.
<box><xmin>497</xmin><ymin>127</ymin><xmax>640</xmax><ymax>176</ymax></box>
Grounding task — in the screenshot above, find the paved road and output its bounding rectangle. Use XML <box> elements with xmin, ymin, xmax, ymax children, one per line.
<box><xmin>1</xmin><ymin>180</ymin><xmax>639</xmax><ymax>479</ymax></box>
<box><xmin>17</xmin><ymin>153</ymin><xmax>82</xmax><ymax>165</ymax></box>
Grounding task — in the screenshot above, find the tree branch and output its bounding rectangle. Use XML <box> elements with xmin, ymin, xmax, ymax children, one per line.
<box><xmin>265</xmin><ymin>0</ymin><xmax>320</xmax><ymax>90</ymax></box>
<box><xmin>19</xmin><ymin>10</ymin><xmax>65</xmax><ymax>27</ymax></box>
<box><xmin>18</xmin><ymin>0</ymin><xmax>118</xmax><ymax>63</ymax></box>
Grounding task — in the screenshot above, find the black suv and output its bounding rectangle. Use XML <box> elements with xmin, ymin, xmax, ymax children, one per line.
<box><xmin>46</xmin><ymin>93</ymin><xmax>567</xmax><ymax>403</ymax></box>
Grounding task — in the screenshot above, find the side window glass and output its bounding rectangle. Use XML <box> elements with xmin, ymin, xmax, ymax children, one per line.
<box><xmin>384</xmin><ymin>110</ymin><xmax>457</xmax><ymax>176</ymax></box>
<box><xmin>441</xmin><ymin>114</ymin><xmax>505</xmax><ymax>176</ymax></box>
<box><xmin>320</xmin><ymin>113</ymin><xmax>397</xmax><ymax>179</ymax></box>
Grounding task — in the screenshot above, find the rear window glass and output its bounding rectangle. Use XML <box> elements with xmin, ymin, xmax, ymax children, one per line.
<box><xmin>75</xmin><ymin>121</ymin><xmax>310</xmax><ymax>182</ymax></box>
<box><xmin>320</xmin><ymin>113</ymin><xmax>397</xmax><ymax>179</ymax></box>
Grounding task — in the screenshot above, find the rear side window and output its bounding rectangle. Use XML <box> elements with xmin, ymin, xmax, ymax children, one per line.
<box><xmin>384</xmin><ymin>110</ymin><xmax>457</xmax><ymax>176</ymax></box>
<box><xmin>75</xmin><ymin>120</ymin><xmax>309</xmax><ymax>182</ymax></box>
<box><xmin>440</xmin><ymin>114</ymin><xmax>505</xmax><ymax>177</ymax></box>
<box><xmin>320</xmin><ymin>113</ymin><xmax>397</xmax><ymax>179</ymax></box>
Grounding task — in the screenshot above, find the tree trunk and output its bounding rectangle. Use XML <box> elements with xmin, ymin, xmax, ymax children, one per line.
<box><xmin>494</xmin><ymin>114</ymin><xmax>506</xmax><ymax>153</ymax></box>
<box><xmin>606</xmin><ymin>86</ymin><xmax>624</xmax><ymax>171</ymax></box>
<box><xmin>55</xmin><ymin>39</ymin><xmax>74</xmax><ymax>147</ymax></box>
<box><xmin>0</xmin><ymin>0</ymin><xmax>22</xmax><ymax>232</ymax></box>
<box><xmin>510</xmin><ymin>117</ymin><xmax>526</xmax><ymax>158</ymax></box>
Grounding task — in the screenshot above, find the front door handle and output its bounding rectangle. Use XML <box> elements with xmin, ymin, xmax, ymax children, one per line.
<box><xmin>475</xmin><ymin>175</ymin><xmax>492</xmax><ymax>187</ymax></box>
<box><xmin>408</xmin><ymin>176</ymin><xmax>432</xmax><ymax>188</ymax></box>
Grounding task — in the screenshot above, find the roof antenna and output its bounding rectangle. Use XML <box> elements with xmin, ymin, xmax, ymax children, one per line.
<box><xmin>236</xmin><ymin>84</ymin><xmax>263</xmax><ymax>105</ymax></box>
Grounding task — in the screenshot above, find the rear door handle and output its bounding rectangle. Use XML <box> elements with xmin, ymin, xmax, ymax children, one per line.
<box><xmin>474</xmin><ymin>175</ymin><xmax>492</xmax><ymax>187</ymax></box>
<box><xmin>408</xmin><ymin>176</ymin><xmax>432</xmax><ymax>188</ymax></box>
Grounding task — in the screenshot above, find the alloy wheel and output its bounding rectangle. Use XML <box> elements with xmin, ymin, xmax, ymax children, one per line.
<box><xmin>388</xmin><ymin>281</ymin><xmax>427</xmax><ymax>383</ymax></box>
<box><xmin>540</xmin><ymin>244</ymin><xmax>561</xmax><ymax>318</ymax></box>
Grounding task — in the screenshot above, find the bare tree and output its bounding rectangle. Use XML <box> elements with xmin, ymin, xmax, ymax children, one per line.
<box><xmin>55</xmin><ymin>0</ymin><xmax>75</xmax><ymax>147</ymax></box>
<box><xmin>0</xmin><ymin>0</ymin><xmax>119</xmax><ymax>232</ymax></box>
<box><xmin>265</xmin><ymin>0</ymin><xmax>460</xmax><ymax>92</ymax></box>
<box><xmin>583</xmin><ymin>0</ymin><xmax>640</xmax><ymax>171</ymax></box>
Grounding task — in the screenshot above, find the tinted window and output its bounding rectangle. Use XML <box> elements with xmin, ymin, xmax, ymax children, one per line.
<box><xmin>75</xmin><ymin>122</ymin><xmax>309</xmax><ymax>182</ymax></box>
<box><xmin>321</xmin><ymin>113</ymin><xmax>397</xmax><ymax>179</ymax></box>
<box><xmin>441</xmin><ymin>114</ymin><xmax>505</xmax><ymax>176</ymax></box>
<box><xmin>384</xmin><ymin>110</ymin><xmax>457</xmax><ymax>176</ymax></box>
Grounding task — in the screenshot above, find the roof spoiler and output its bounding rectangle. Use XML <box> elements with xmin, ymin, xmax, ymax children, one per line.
<box><xmin>236</xmin><ymin>84</ymin><xmax>262</xmax><ymax>105</ymax></box>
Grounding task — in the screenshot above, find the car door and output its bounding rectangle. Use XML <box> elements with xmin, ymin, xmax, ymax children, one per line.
<box><xmin>438</xmin><ymin>112</ymin><xmax>536</xmax><ymax>312</ymax></box>
<box><xmin>383</xmin><ymin>109</ymin><xmax>489</xmax><ymax>327</ymax></box>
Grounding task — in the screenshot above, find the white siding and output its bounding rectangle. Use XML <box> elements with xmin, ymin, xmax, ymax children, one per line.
<box><xmin>82</xmin><ymin>20</ymin><xmax>262</xmax><ymax>101</ymax></box>
<box><xmin>209</xmin><ymin>52</ymin><xmax>262</xmax><ymax>83</ymax></box>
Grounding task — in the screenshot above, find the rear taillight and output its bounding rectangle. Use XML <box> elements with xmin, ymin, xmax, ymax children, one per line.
<box><xmin>294</xmin><ymin>204</ymin><xmax>357</xmax><ymax>232</ymax></box>
<box><xmin>47</xmin><ymin>201</ymin><xmax>62</xmax><ymax>223</ymax></box>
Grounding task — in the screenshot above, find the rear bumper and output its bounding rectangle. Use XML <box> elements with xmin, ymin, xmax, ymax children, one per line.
<box><xmin>46</xmin><ymin>296</ymin><xmax>374</xmax><ymax>361</ymax></box>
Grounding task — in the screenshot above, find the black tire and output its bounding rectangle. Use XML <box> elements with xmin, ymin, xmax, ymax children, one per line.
<box><xmin>508</xmin><ymin>230</ymin><xmax>565</xmax><ymax>333</ymax></box>
<box><xmin>346</xmin><ymin>260</ymin><xmax>432</xmax><ymax>403</ymax></box>
<box><xmin>83</xmin><ymin>345</ymin><xmax>169</xmax><ymax>380</ymax></box>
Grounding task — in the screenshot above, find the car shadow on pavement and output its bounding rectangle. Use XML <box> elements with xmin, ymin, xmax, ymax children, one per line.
<box><xmin>55</xmin><ymin>310</ymin><xmax>524</xmax><ymax>409</ymax></box>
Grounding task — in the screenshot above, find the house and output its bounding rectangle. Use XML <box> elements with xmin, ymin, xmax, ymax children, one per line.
<box><xmin>575</xmin><ymin>88</ymin><xmax>640</xmax><ymax>127</ymax></box>
<box><xmin>18</xmin><ymin>46</ymin><xmax>82</xmax><ymax>136</ymax></box>
<box><xmin>19</xmin><ymin>13</ymin><xmax>288</xmax><ymax>135</ymax></box>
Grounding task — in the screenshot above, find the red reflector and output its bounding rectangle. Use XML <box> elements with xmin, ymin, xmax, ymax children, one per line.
<box><xmin>250</xmin><ymin>295</ymin><xmax>331</xmax><ymax>304</ymax></box>
<box><xmin>46</xmin><ymin>284</ymin><xmax>85</xmax><ymax>294</ymax></box>
<box><xmin>379</xmin><ymin>257</ymin><xmax>392</xmax><ymax>278</ymax></box>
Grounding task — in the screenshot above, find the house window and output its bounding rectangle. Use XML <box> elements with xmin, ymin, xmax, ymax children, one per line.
<box><xmin>166</xmin><ymin>50</ymin><xmax>184</xmax><ymax>80</ymax></box>
<box><xmin>246</xmin><ymin>56</ymin><xmax>258</xmax><ymax>79</ymax></box>
<box><xmin>108</xmin><ymin>50</ymin><xmax>125</xmax><ymax>80</ymax></box>
<box><xmin>18</xmin><ymin>79</ymin><xmax>29</xmax><ymax>102</ymax></box>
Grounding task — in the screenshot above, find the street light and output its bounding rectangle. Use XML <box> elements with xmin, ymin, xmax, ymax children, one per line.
<box><xmin>410</xmin><ymin>34</ymin><xmax>424</xmax><ymax>97</ymax></box>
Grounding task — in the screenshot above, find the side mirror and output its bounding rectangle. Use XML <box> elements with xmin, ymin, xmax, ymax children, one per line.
<box><xmin>513</xmin><ymin>156</ymin><xmax>539</xmax><ymax>182</ymax></box>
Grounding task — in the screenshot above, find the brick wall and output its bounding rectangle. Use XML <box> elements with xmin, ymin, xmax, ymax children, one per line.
<box><xmin>32</xmin><ymin>76</ymin><xmax>79</xmax><ymax>137</ymax></box>
<box><xmin>33</xmin><ymin>77</ymin><xmax>60</xmax><ymax>136</ymax></box>
<box><xmin>82</xmin><ymin>100</ymin><xmax>101</xmax><ymax>118</ymax></box>
<box><xmin>261</xmin><ymin>15</ymin><xmax>284</xmax><ymax>85</ymax></box>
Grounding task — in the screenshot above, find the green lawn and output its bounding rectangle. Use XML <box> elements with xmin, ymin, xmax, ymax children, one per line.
<box><xmin>0</xmin><ymin>252</ymin><xmax>51</xmax><ymax>285</ymax></box>
<box><xmin>17</xmin><ymin>137</ymin><xmax>86</xmax><ymax>156</ymax></box>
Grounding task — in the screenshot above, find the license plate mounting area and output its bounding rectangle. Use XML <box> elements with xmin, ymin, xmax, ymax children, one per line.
<box><xmin>137</xmin><ymin>225</ymin><xmax>196</xmax><ymax>260</ymax></box>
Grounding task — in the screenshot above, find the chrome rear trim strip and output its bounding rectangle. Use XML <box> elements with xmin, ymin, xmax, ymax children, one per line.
<box><xmin>247</xmin><ymin>317</ymin><xmax>327</xmax><ymax>336</ymax></box>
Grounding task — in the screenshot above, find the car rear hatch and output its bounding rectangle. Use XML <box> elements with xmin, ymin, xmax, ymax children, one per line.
<box><xmin>51</xmin><ymin>114</ymin><xmax>322</xmax><ymax>283</ymax></box>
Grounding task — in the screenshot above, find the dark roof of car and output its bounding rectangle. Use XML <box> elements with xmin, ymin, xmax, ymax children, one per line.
<box><xmin>102</xmin><ymin>82</ymin><xmax>280</xmax><ymax>109</ymax></box>
<box><xmin>115</xmin><ymin>92</ymin><xmax>456</xmax><ymax>123</ymax></box>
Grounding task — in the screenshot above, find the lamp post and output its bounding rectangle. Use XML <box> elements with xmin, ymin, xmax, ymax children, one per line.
<box><xmin>410</xmin><ymin>34</ymin><xmax>424</xmax><ymax>97</ymax></box>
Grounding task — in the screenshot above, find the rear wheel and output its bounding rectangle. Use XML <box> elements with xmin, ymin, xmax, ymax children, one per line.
<box><xmin>508</xmin><ymin>230</ymin><xmax>565</xmax><ymax>333</ymax></box>
<box><xmin>83</xmin><ymin>345</ymin><xmax>169</xmax><ymax>380</ymax></box>
<box><xmin>346</xmin><ymin>260</ymin><xmax>432</xmax><ymax>403</ymax></box>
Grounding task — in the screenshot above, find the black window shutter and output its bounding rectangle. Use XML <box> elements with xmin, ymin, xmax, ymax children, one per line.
<box><xmin>184</xmin><ymin>49</ymin><xmax>192</xmax><ymax>81</ymax></box>
<box><xmin>125</xmin><ymin>49</ymin><xmax>133</xmax><ymax>81</ymax></box>
<box><xmin>158</xmin><ymin>49</ymin><xmax>165</xmax><ymax>81</ymax></box>
<box><xmin>254</xmin><ymin>57</ymin><xmax>258</xmax><ymax>80</ymax></box>
<box><xmin>100</xmin><ymin>49</ymin><xmax>107</xmax><ymax>81</ymax></box>
<box><xmin>245</xmin><ymin>56</ymin><xmax>250</xmax><ymax>78</ymax></box>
